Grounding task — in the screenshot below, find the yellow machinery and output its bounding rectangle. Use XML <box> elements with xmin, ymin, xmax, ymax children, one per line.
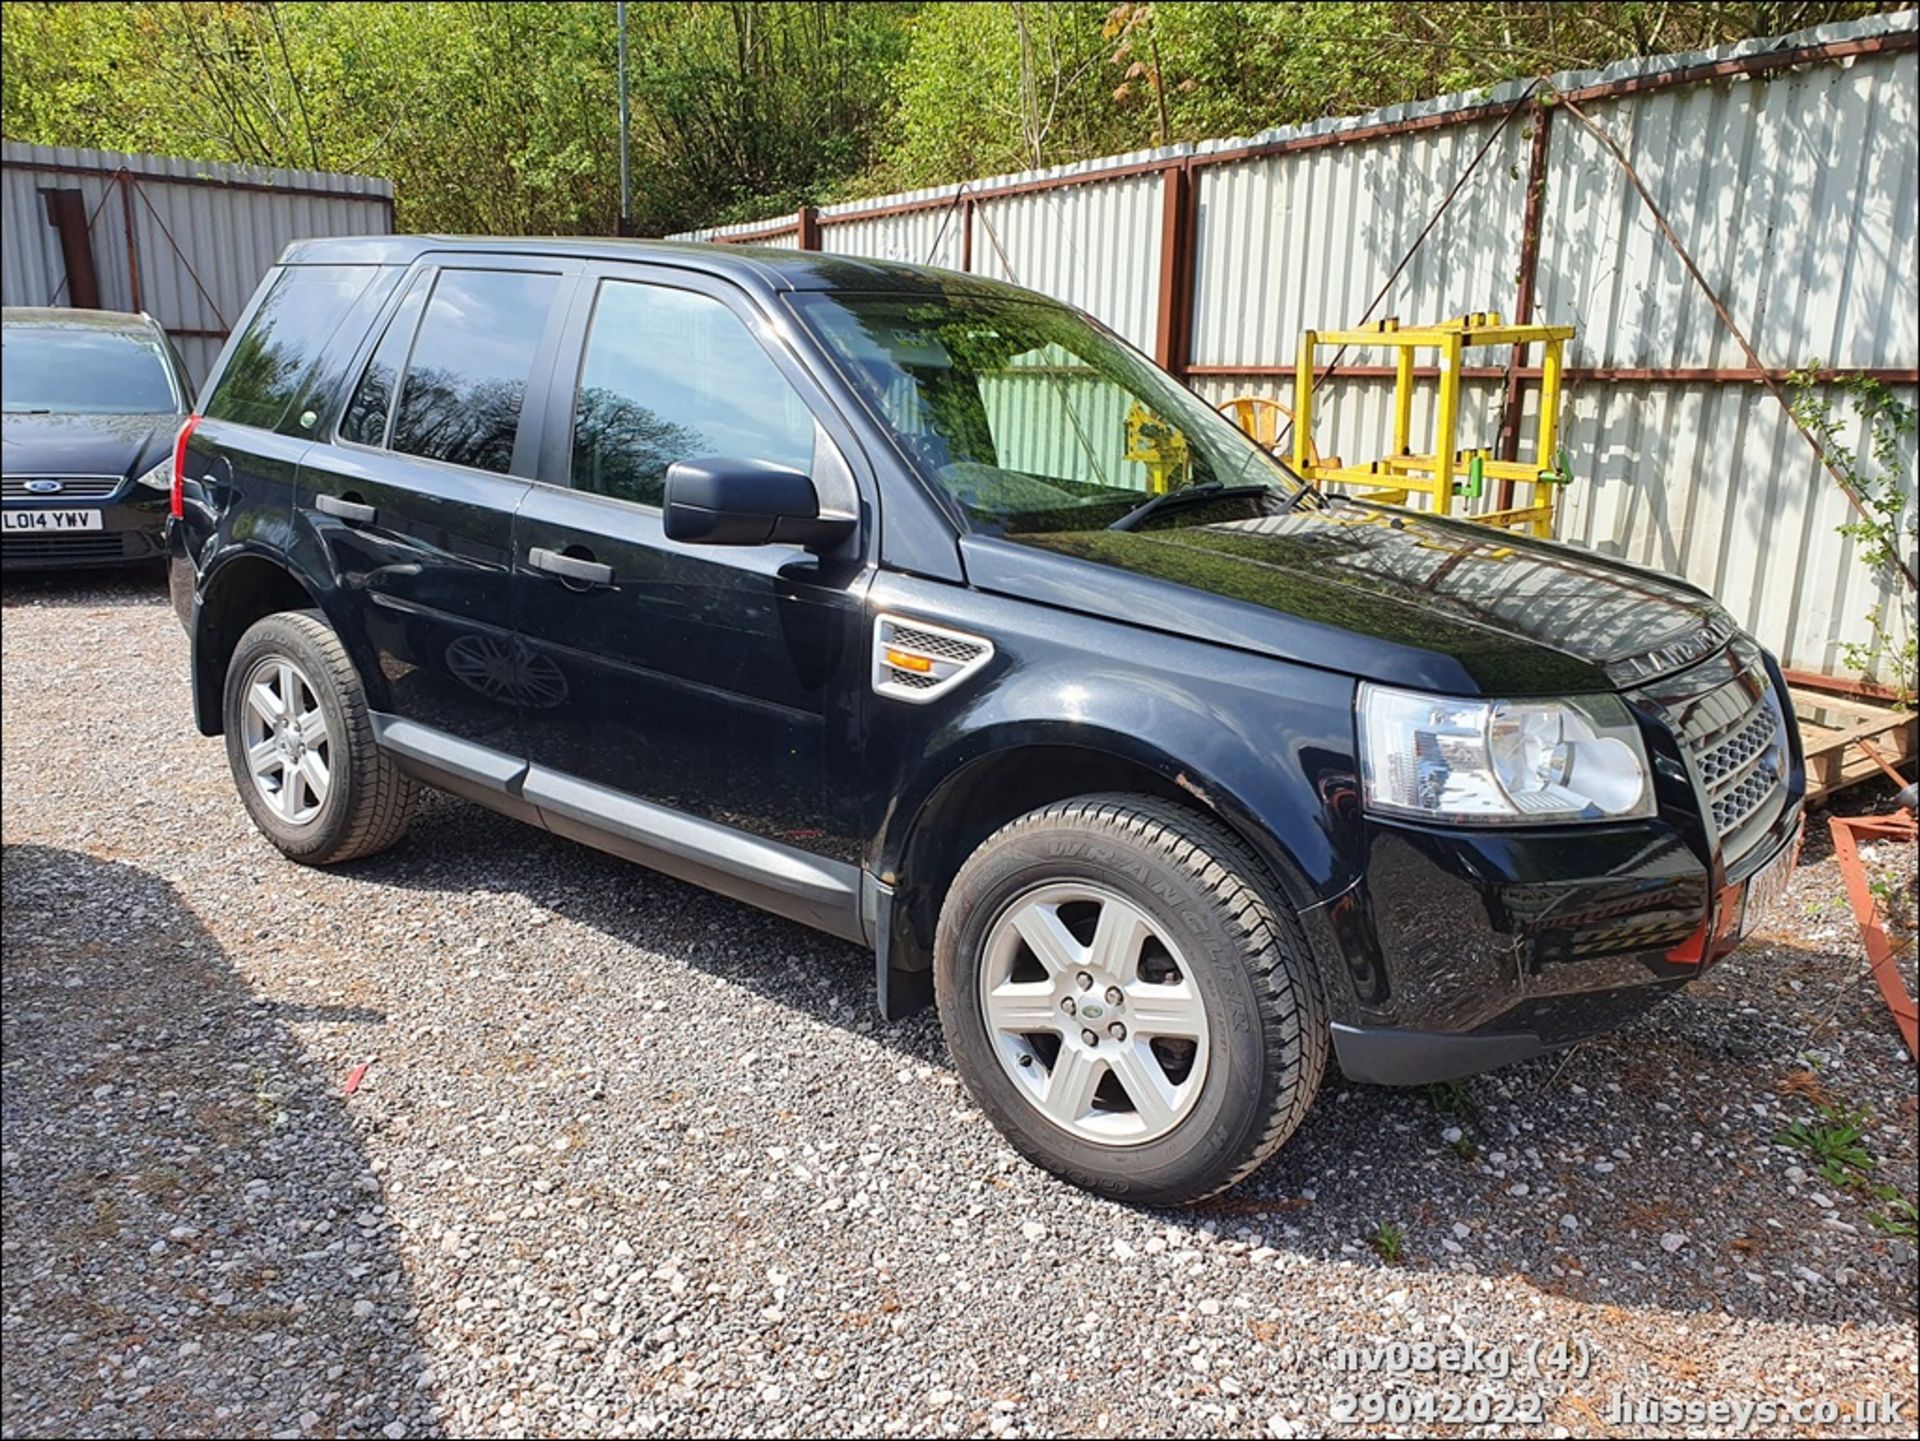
<box><xmin>1125</xmin><ymin>400</ymin><xmax>1191</xmax><ymax>494</ymax></box>
<box><xmin>1288</xmin><ymin>313</ymin><xmax>1574</xmax><ymax>536</ymax></box>
<box><xmin>1213</xmin><ymin>395</ymin><xmax>1319</xmax><ymax>467</ymax></box>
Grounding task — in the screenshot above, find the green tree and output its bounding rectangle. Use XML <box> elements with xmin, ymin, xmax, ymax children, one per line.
<box><xmin>0</xmin><ymin>1</ymin><xmax>907</xmax><ymax>234</ymax></box>
<box><xmin>876</xmin><ymin>2</ymin><xmax>1895</xmax><ymax>191</ymax></box>
<box><xmin>2</xmin><ymin>2</ymin><xmax>1899</xmax><ymax>230</ymax></box>
<box><xmin>622</xmin><ymin>1</ymin><xmax>912</xmax><ymax>226</ymax></box>
<box><xmin>882</xmin><ymin>1</ymin><xmax>1129</xmax><ymax>187</ymax></box>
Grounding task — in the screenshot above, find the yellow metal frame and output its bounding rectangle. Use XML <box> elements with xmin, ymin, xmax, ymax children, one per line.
<box><xmin>1125</xmin><ymin>399</ymin><xmax>1192</xmax><ymax>494</ymax></box>
<box><xmin>1290</xmin><ymin>313</ymin><xmax>1573</xmax><ymax>536</ymax></box>
<box><xmin>1213</xmin><ymin>395</ymin><xmax>1320</xmax><ymax>466</ymax></box>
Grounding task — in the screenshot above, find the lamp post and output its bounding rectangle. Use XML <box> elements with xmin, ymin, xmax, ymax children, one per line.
<box><xmin>616</xmin><ymin>1</ymin><xmax>632</xmax><ymax>235</ymax></box>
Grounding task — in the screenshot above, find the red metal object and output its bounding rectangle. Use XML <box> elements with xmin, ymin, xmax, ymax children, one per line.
<box><xmin>1183</xmin><ymin>362</ymin><xmax>1920</xmax><ymax>385</ymax></box>
<box><xmin>1154</xmin><ymin>163</ymin><xmax>1195</xmax><ymax>377</ymax></box>
<box><xmin>41</xmin><ymin>186</ymin><xmax>102</xmax><ymax>309</ymax></box>
<box><xmin>119</xmin><ymin>169</ymin><xmax>142</xmax><ymax>312</ymax></box>
<box><xmin>1781</xmin><ymin>667</ymin><xmax>1907</xmax><ymax>703</ymax></box>
<box><xmin>1828</xmin><ymin>812</ymin><xmax>1920</xmax><ymax>1060</ymax></box>
<box><xmin>342</xmin><ymin>1062</ymin><xmax>370</xmax><ymax>1095</ymax></box>
<box><xmin>1497</xmin><ymin>100</ymin><xmax>1555</xmax><ymax>506</ymax></box>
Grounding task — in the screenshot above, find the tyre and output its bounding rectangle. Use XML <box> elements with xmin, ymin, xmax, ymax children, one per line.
<box><xmin>222</xmin><ymin>609</ymin><xmax>413</xmax><ymax>865</ymax></box>
<box><xmin>935</xmin><ymin>794</ymin><xmax>1327</xmax><ymax>1205</ymax></box>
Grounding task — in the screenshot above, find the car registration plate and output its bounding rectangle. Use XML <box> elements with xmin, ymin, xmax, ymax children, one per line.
<box><xmin>1740</xmin><ymin>833</ymin><xmax>1798</xmax><ymax>938</ymax></box>
<box><xmin>2</xmin><ymin>508</ymin><xmax>104</xmax><ymax>533</ymax></box>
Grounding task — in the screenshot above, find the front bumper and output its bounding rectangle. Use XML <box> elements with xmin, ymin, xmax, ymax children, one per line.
<box><xmin>1</xmin><ymin>488</ymin><xmax>168</xmax><ymax>571</ymax></box>
<box><xmin>1305</xmin><ymin>641</ymin><xmax>1805</xmax><ymax>1087</ymax></box>
<box><xmin>1331</xmin><ymin>1022</ymin><xmax>1551</xmax><ymax>1087</ymax></box>
<box><xmin>1311</xmin><ymin>803</ymin><xmax>1803</xmax><ymax>1086</ymax></box>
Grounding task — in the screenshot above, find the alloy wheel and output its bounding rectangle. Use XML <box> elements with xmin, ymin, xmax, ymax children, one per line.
<box><xmin>977</xmin><ymin>881</ymin><xmax>1211</xmax><ymax>1145</ymax></box>
<box><xmin>240</xmin><ymin>654</ymin><xmax>332</xmax><ymax>826</ymax></box>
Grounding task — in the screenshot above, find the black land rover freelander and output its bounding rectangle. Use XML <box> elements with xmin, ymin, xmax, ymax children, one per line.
<box><xmin>169</xmin><ymin>237</ymin><xmax>1803</xmax><ymax>1204</ymax></box>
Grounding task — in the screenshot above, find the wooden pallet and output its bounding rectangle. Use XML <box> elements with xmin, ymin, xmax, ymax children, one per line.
<box><xmin>1791</xmin><ymin>686</ymin><xmax>1918</xmax><ymax>804</ymax></box>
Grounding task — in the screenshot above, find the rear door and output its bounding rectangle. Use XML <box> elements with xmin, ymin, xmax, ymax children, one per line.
<box><xmin>292</xmin><ymin>256</ymin><xmax>576</xmax><ymax>755</ymax></box>
<box><xmin>183</xmin><ymin>262</ymin><xmax>401</xmax><ymax>572</ymax></box>
<box><xmin>510</xmin><ymin>264</ymin><xmax>874</xmax><ymax>874</ymax></box>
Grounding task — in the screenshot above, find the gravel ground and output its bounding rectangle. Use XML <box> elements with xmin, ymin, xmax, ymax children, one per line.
<box><xmin>3</xmin><ymin>572</ymin><xmax>1916</xmax><ymax>1440</ymax></box>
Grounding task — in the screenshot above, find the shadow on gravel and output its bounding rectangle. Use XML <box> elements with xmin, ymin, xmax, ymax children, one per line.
<box><xmin>0</xmin><ymin>844</ymin><xmax>441</xmax><ymax>1439</ymax></box>
<box><xmin>328</xmin><ymin>793</ymin><xmax>1916</xmax><ymax>1332</ymax></box>
<box><xmin>345</xmin><ymin>788</ymin><xmax>942</xmax><ymax>1063</ymax></box>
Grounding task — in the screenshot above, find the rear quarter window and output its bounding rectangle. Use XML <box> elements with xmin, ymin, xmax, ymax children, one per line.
<box><xmin>204</xmin><ymin>265</ymin><xmax>387</xmax><ymax>432</ymax></box>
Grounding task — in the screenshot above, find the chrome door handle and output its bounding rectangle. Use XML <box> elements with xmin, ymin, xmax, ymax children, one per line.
<box><xmin>315</xmin><ymin>493</ymin><xmax>377</xmax><ymax>524</ymax></box>
<box><xmin>528</xmin><ymin>546</ymin><xmax>613</xmax><ymax>586</ymax></box>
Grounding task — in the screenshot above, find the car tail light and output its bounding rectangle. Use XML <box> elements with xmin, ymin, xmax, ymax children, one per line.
<box><xmin>171</xmin><ymin>413</ymin><xmax>201</xmax><ymax>519</ymax></box>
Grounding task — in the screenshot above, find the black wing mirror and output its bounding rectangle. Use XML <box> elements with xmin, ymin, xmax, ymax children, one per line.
<box><xmin>662</xmin><ymin>458</ymin><xmax>855</xmax><ymax>550</ymax></box>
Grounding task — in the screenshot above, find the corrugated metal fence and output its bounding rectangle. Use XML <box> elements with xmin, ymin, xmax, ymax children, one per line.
<box><xmin>2</xmin><ymin>142</ymin><xmax>393</xmax><ymax>387</ymax></box>
<box><xmin>678</xmin><ymin>12</ymin><xmax>1918</xmax><ymax>682</ymax></box>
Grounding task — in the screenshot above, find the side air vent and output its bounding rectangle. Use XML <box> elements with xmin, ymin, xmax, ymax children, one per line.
<box><xmin>872</xmin><ymin>614</ymin><xmax>994</xmax><ymax>704</ymax></box>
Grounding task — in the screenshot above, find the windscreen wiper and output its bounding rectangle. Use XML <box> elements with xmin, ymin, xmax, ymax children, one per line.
<box><xmin>1271</xmin><ymin>478</ymin><xmax>1334</xmax><ymax>516</ymax></box>
<box><xmin>1108</xmin><ymin>482</ymin><xmax>1270</xmax><ymax>532</ymax></box>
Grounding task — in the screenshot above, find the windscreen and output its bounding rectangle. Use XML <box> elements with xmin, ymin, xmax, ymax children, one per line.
<box><xmin>2</xmin><ymin>325</ymin><xmax>178</xmax><ymax>415</ymax></box>
<box><xmin>790</xmin><ymin>290</ymin><xmax>1301</xmax><ymax>535</ymax></box>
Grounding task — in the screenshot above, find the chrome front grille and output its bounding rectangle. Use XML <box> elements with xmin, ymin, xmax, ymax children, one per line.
<box><xmin>1691</xmin><ymin>687</ymin><xmax>1787</xmax><ymax>841</ymax></box>
<box><xmin>1696</xmin><ymin>697</ymin><xmax>1783</xmax><ymax>789</ymax></box>
<box><xmin>2</xmin><ymin>474</ymin><xmax>123</xmax><ymax>500</ymax></box>
<box><xmin>1712</xmin><ymin>754</ymin><xmax>1781</xmax><ymax>835</ymax></box>
<box><xmin>1636</xmin><ymin>646</ymin><xmax>1790</xmax><ymax>856</ymax></box>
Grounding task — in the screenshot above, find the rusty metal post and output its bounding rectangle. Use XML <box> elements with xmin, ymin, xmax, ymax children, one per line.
<box><xmin>118</xmin><ymin>169</ymin><xmax>143</xmax><ymax>312</ymax></box>
<box><xmin>796</xmin><ymin>204</ymin><xmax>821</xmax><ymax>251</ymax></box>
<box><xmin>40</xmin><ymin>188</ymin><xmax>102</xmax><ymax>309</ymax></box>
<box><xmin>960</xmin><ymin>197</ymin><xmax>974</xmax><ymax>273</ymax></box>
<box><xmin>1496</xmin><ymin>100</ymin><xmax>1553</xmax><ymax>505</ymax></box>
<box><xmin>1153</xmin><ymin>162</ymin><xmax>1195</xmax><ymax>378</ymax></box>
<box><xmin>1829</xmin><ymin>812</ymin><xmax>1920</xmax><ymax>1060</ymax></box>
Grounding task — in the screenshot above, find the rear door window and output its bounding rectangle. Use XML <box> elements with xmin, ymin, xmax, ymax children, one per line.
<box><xmin>203</xmin><ymin>265</ymin><xmax>383</xmax><ymax>430</ymax></box>
<box><xmin>389</xmin><ymin>268</ymin><xmax>560</xmax><ymax>474</ymax></box>
<box><xmin>338</xmin><ymin>273</ymin><xmax>432</xmax><ymax>449</ymax></box>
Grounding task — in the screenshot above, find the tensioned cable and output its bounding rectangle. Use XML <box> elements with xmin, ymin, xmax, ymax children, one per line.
<box><xmin>1272</xmin><ymin>77</ymin><xmax>1546</xmax><ymax>452</ymax></box>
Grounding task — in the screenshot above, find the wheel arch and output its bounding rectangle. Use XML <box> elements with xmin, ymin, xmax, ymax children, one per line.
<box><xmin>190</xmin><ymin>551</ymin><xmax>331</xmax><ymax>736</ymax></box>
<box><xmin>874</xmin><ymin>726</ymin><xmax>1325</xmax><ymax>1014</ymax></box>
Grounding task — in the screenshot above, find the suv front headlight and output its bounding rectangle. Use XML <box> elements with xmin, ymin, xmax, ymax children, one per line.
<box><xmin>1358</xmin><ymin>683</ymin><xmax>1653</xmax><ymax>824</ymax></box>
